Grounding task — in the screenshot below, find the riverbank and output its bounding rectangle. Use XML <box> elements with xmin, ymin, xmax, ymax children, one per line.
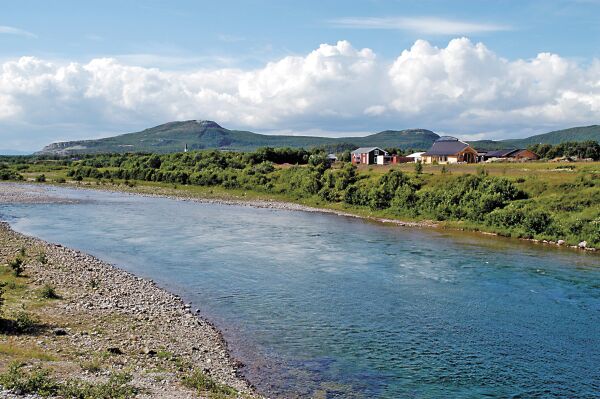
<box><xmin>6</xmin><ymin>180</ymin><xmax>597</xmax><ymax>253</ymax></box>
<box><xmin>0</xmin><ymin>219</ymin><xmax>261</xmax><ymax>398</ymax></box>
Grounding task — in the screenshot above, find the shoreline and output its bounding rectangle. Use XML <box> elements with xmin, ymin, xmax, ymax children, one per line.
<box><xmin>0</xmin><ymin>218</ymin><xmax>262</xmax><ymax>398</ymax></box>
<box><xmin>3</xmin><ymin>181</ymin><xmax>596</xmax><ymax>254</ymax></box>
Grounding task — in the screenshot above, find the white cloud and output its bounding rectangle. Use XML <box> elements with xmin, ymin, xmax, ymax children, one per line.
<box><xmin>1</xmin><ymin>38</ymin><xmax>600</xmax><ymax>150</ymax></box>
<box><xmin>328</xmin><ymin>17</ymin><xmax>511</xmax><ymax>35</ymax></box>
<box><xmin>364</xmin><ymin>105</ymin><xmax>386</xmax><ymax>116</ymax></box>
<box><xmin>0</xmin><ymin>25</ymin><xmax>37</xmax><ymax>38</ymax></box>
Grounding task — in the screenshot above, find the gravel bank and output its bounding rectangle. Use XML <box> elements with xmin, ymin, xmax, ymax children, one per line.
<box><xmin>0</xmin><ymin>221</ymin><xmax>261</xmax><ymax>398</ymax></box>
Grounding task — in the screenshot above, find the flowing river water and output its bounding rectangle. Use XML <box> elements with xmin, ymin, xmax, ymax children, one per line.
<box><xmin>1</xmin><ymin>185</ymin><xmax>599</xmax><ymax>398</ymax></box>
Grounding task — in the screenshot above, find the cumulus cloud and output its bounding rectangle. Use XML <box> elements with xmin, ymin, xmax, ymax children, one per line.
<box><xmin>1</xmin><ymin>38</ymin><xmax>600</xmax><ymax>150</ymax></box>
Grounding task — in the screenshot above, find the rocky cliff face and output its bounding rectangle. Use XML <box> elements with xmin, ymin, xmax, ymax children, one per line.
<box><xmin>37</xmin><ymin>141</ymin><xmax>90</xmax><ymax>155</ymax></box>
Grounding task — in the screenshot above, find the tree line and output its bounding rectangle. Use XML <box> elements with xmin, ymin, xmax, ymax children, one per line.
<box><xmin>528</xmin><ymin>141</ymin><xmax>600</xmax><ymax>160</ymax></box>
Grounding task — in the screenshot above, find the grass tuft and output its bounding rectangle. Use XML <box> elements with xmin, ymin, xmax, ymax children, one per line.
<box><xmin>182</xmin><ymin>369</ymin><xmax>238</xmax><ymax>398</ymax></box>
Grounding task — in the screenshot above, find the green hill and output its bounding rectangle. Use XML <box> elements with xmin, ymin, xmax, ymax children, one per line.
<box><xmin>37</xmin><ymin>121</ymin><xmax>600</xmax><ymax>155</ymax></box>
<box><xmin>469</xmin><ymin>125</ymin><xmax>600</xmax><ymax>150</ymax></box>
<box><xmin>37</xmin><ymin>120</ymin><xmax>439</xmax><ymax>155</ymax></box>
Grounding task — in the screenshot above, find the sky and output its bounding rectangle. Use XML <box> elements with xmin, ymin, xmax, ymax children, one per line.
<box><xmin>1</xmin><ymin>0</ymin><xmax>600</xmax><ymax>151</ymax></box>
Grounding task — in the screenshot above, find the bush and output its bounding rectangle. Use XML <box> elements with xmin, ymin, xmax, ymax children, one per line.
<box><xmin>35</xmin><ymin>174</ymin><xmax>46</xmax><ymax>182</ymax></box>
<box><xmin>8</xmin><ymin>257</ymin><xmax>25</xmax><ymax>277</ymax></box>
<box><xmin>486</xmin><ymin>205</ymin><xmax>554</xmax><ymax>237</ymax></box>
<box><xmin>12</xmin><ymin>311</ymin><xmax>38</xmax><ymax>333</ymax></box>
<box><xmin>414</xmin><ymin>161</ymin><xmax>423</xmax><ymax>175</ymax></box>
<box><xmin>0</xmin><ymin>282</ymin><xmax>5</xmax><ymax>317</ymax></box>
<box><xmin>0</xmin><ymin>362</ymin><xmax>59</xmax><ymax>396</ymax></box>
<box><xmin>39</xmin><ymin>284</ymin><xmax>60</xmax><ymax>299</ymax></box>
<box><xmin>37</xmin><ymin>252</ymin><xmax>48</xmax><ymax>265</ymax></box>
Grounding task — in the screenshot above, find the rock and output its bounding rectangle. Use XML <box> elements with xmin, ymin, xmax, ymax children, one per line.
<box><xmin>54</xmin><ymin>328</ymin><xmax>68</xmax><ymax>336</ymax></box>
<box><xmin>142</xmin><ymin>347</ymin><xmax>157</xmax><ymax>356</ymax></box>
<box><xmin>557</xmin><ymin>239</ymin><xmax>565</xmax><ymax>245</ymax></box>
<box><xmin>578</xmin><ymin>241</ymin><xmax>587</xmax><ymax>249</ymax></box>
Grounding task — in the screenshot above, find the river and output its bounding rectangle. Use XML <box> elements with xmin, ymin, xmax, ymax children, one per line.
<box><xmin>1</xmin><ymin>184</ymin><xmax>599</xmax><ymax>398</ymax></box>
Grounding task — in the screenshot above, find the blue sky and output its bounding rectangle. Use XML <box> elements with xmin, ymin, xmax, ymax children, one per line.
<box><xmin>1</xmin><ymin>0</ymin><xmax>600</xmax><ymax>151</ymax></box>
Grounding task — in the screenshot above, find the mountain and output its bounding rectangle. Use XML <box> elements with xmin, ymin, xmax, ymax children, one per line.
<box><xmin>37</xmin><ymin>120</ymin><xmax>439</xmax><ymax>155</ymax></box>
<box><xmin>469</xmin><ymin>125</ymin><xmax>600</xmax><ymax>150</ymax></box>
<box><xmin>36</xmin><ymin>121</ymin><xmax>600</xmax><ymax>156</ymax></box>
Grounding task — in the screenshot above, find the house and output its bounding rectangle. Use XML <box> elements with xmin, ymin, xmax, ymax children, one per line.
<box><xmin>422</xmin><ymin>136</ymin><xmax>478</xmax><ymax>164</ymax></box>
<box><xmin>482</xmin><ymin>149</ymin><xmax>539</xmax><ymax>161</ymax></box>
<box><xmin>405</xmin><ymin>152</ymin><xmax>425</xmax><ymax>163</ymax></box>
<box><xmin>351</xmin><ymin>147</ymin><xmax>388</xmax><ymax>165</ymax></box>
<box><xmin>327</xmin><ymin>153</ymin><xmax>338</xmax><ymax>162</ymax></box>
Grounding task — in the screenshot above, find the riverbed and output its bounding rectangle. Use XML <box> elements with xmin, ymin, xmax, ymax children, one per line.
<box><xmin>1</xmin><ymin>183</ymin><xmax>599</xmax><ymax>398</ymax></box>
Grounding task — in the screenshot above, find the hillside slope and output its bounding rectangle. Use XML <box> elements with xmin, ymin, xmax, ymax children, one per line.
<box><xmin>37</xmin><ymin>121</ymin><xmax>439</xmax><ymax>155</ymax></box>
<box><xmin>470</xmin><ymin>125</ymin><xmax>600</xmax><ymax>149</ymax></box>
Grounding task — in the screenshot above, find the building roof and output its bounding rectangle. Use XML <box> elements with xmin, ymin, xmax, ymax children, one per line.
<box><xmin>351</xmin><ymin>147</ymin><xmax>387</xmax><ymax>155</ymax></box>
<box><xmin>406</xmin><ymin>152</ymin><xmax>425</xmax><ymax>158</ymax></box>
<box><xmin>485</xmin><ymin>149</ymin><xmax>520</xmax><ymax>158</ymax></box>
<box><xmin>423</xmin><ymin>137</ymin><xmax>471</xmax><ymax>156</ymax></box>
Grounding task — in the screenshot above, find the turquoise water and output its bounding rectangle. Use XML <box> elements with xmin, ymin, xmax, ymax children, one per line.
<box><xmin>1</xmin><ymin>185</ymin><xmax>599</xmax><ymax>398</ymax></box>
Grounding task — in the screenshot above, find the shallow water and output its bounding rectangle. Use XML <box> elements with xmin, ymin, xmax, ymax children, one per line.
<box><xmin>1</xmin><ymin>185</ymin><xmax>599</xmax><ymax>398</ymax></box>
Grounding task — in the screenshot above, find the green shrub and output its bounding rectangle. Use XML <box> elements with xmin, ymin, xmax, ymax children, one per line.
<box><xmin>0</xmin><ymin>362</ymin><xmax>59</xmax><ymax>396</ymax></box>
<box><xmin>14</xmin><ymin>311</ymin><xmax>37</xmax><ymax>333</ymax></box>
<box><xmin>8</xmin><ymin>257</ymin><xmax>25</xmax><ymax>277</ymax></box>
<box><xmin>35</xmin><ymin>174</ymin><xmax>46</xmax><ymax>182</ymax></box>
<box><xmin>0</xmin><ymin>282</ymin><xmax>5</xmax><ymax>316</ymax></box>
<box><xmin>37</xmin><ymin>252</ymin><xmax>48</xmax><ymax>265</ymax></box>
<box><xmin>414</xmin><ymin>161</ymin><xmax>423</xmax><ymax>175</ymax></box>
<box><xmin>39</xmin><ymin>284</ymin><xmax>60</xmax><ymax>299</ymax></box>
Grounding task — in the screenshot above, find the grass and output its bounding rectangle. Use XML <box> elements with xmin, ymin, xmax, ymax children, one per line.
<box><xmin>0</xmin><ymin>343</ymin><xmax>55</xmax><ymax>362</ymax></box>
<box><xmin>182</xmin><ymin>369</ymin><xmax>238</xmax><ymax>398</ymax></box>
<box><xmin>80</xmin><ymin>358</ymin><xmax>102</xmax><ymax>373</ymax></box>
<box><xmin>0</xmin><ymin>362</ymin><xmax>138</xmax><ymax>398</ymax></box>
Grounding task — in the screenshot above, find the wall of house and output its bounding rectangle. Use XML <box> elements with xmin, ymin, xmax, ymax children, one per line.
<box><xmin>513</xmin><ymin>150</ymin><xmax>539</xmax><ymax>160</ymax></box>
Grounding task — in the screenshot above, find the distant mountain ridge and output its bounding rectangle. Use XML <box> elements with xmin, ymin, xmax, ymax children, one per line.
<box><xmin>36</xmin><ymin>120</ymin><xmax>439</xmax><ymax>155</ymax></box>
<box><xmin>36</xmin><ymin>121</ymin><xmax>600</xmax><ymax>155</ymax></box>
<box><xmin>468</xmin><ymin>125</ymin><xmax>600</xmax><ymax>150</ymax></box>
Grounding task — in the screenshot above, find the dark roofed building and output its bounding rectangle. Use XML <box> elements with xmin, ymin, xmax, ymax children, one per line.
<box><xmin>351</xmin><ymin>147</ymin><xmax>388</xmax><ymax>165</ymax></box>
<box><xmin>422</xmin><ymin>136</ymin><xmax>478</xmax><ymax>164</ymax></box>
<box><xmin>482</xmin><ymin>149</ymin><xmax>539</xmax><ymax>161</ymax></box>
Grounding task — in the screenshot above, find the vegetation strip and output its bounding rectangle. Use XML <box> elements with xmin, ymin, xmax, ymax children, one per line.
<box><xmin>0</xmin><ymin>221</ymin><xmax>259</xmax><ymax>398</ymax></box>
<box><xmin>2</xmin><ymin>143</ymin><xmax>598</xmax><ymax>250</ymax></box>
